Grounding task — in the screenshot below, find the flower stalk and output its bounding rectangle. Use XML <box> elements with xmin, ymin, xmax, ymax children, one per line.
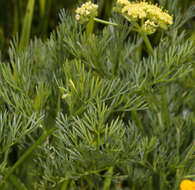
<box><xmin>93</xmin><ymin>17</ymin><xmax>118</xmax><ymax>26</ymax></box>
<box><xmin>140</xmin><ymin>32</ymin><xmax>154</xmax><ymax>56</ymax></box>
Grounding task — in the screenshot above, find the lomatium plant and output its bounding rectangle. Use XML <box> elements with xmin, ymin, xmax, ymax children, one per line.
<box><xmin>0</xmin><ymin>0</ymin><xmax>194</xmax><ymax>190</ymax></box>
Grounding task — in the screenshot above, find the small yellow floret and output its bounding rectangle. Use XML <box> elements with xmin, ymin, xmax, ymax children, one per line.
<box><xmin>180</xmin><ymin>180</ymin><xmax>195</xmax><ymax>190</ymax></box>
<box><xmin>117</xmin><ymin>0</ymin><xmax>130</xmax><ymax>6</ymax></box>
<box><xmin>142</xmin><ymin>20</ymin><xmax>157</xmax><ymax>34</ymax></box>
<box><xmin>75</xmin><ymin>2</ymin><xmax>98</xmax><ymax>24</ymax></box>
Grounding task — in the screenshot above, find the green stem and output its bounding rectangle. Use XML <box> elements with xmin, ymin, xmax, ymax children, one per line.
<box><xmin>3</xmin><ymin>127</ymin><xmax>57</xmax><ymax>181</ymax></box>
<box><xmin>140</xmin><ymin>32</ymin><xmax>154</xmax><ymax>56</ymax></box>
<box><xmin>61</xmin><ymin>177</ymin><xmax>69</xmax><ymax>190</ymax></box>
<box><xmin>86</xmin><ymin>18</ymin><xmax>95</xmax><ymax>36</ymax></box>
<box><xmin>19</xmin><ymin>0</ymin><xmax>35</xmax><ymax>51</ymax></box>
<box><xmin>93</xmin><ymin>17</ymin><xmax>118</xmax><ymax>26</ymax></box>
<box><xmin>103</xmin><ymin>166</ymin><xmax>114</xmax><ymax>190</ymax></box>
<box><xmin>129</xmin><ymin>21</ymin><xmax>154</xmax><ymax>56</ymax></box>
<box><xmin>97</xmin><ymin>131</ymin><xmax>101</xmax><ymax>150</ymax></box>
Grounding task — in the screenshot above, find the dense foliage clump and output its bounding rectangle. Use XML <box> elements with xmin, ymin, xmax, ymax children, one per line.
<box><xmin>0</xmin><ymin>0</ymin><xmax>195</xmax><ymax>189</ymax></box>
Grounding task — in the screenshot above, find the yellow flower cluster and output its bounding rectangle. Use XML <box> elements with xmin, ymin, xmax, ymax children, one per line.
<box><xmin>115</xmin><ymin>0</ymin><xmax>173</xmax><ymax>34</ymax></box>
<box><xmin>180</xmin><ymin>180</ymin><xmax>195</xmax><ymax>190</ymax></box>
<box><xmin>75</xmin><ymin>2</ymin><xmax>98</xmax><ymax>24</ymax></box>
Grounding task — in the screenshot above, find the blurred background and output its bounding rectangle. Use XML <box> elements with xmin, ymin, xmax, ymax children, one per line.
<box><xmin>0</xmin><ymin>0</ymin><xmax>78</xmax><ymax>58</ymax></box>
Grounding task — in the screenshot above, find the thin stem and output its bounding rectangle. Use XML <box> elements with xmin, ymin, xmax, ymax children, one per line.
<box><xmin>103</xmin><ymin>166</ymin><xmax>114</xmax><ymax>190</ymax></box>
<box><xmin>93</xmin><ymin>17</ymin><xmax>118</xmax><ymax>26</ymax></box>
<box><xmin>86</xmin><ymin>18</ymin><xmax>95</xmax><ymax>36</ymax></box>
<box><xmin>97</xmin><ymin>131</ymin><xmax>101</xmax><ymax>150</ymax></box>
<box><xmin>130</xmin><ymin>21</ymin><xmax>154</xmax><ymax>56</ymax></box>
<box><xmin>140</xmin><ymin>32</ymin><xmax>154</xmax><ymax>56</ymax></box>
<box><xmin>61</xmin><ymin>177</ymin><xmax>69</xmax><ymax>190</ymax></box>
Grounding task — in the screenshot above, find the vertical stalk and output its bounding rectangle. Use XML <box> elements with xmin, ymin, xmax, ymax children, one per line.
<box><xmin>86</xmin><ymin>18</ymin><xmax>95</xmax><ymax>36</ymax></box>
<box><xmin>140</xmin><ymin>32</ymin><xmax>154</xmax><ymax>56</ymax></box>
<box><xmin>19</xmin><ymin>0</ymin><xmax>35</xmax><ymax>51</ymax></box>
<box><xmin>39</xmin><ymin>0</ymin><xmax>45</xmax><ymax>17</ymax></box>
<box><xmin>100</xmin><ymin>0</ymin><xmax>114</xmax><ymax>20</ymax></box>
<box><xmin>103</xmin><ymin>166</ymin><xmax>114</xmax><ymax>190</ymax></box>
<box><xmin>61</xmin><ymin>177</ymin><xmax>69</xmax><ymax>190</ymax></box>
<box><xmin>97</xmin><ymin>131</ymin><xmax>101</xmax><ymax>150</ymax></box>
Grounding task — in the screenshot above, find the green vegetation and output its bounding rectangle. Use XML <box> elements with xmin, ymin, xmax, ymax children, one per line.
<box><xmin>0</xmin><ymin>0</ymin><xmax>195</xmax><ymax>189</ymax></box>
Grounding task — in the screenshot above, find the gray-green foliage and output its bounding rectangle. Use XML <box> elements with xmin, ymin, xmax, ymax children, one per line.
<box><xmin>0</xmin><ymin>8</ymin><xmax>194</xmax><ymax>190</ymax></box>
